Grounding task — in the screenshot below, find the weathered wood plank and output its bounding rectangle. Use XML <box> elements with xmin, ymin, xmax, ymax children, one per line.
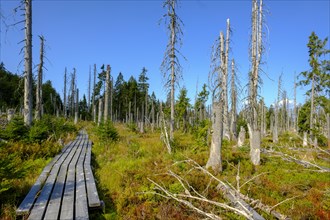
<box><xmin>60</xmin><ymin>135</ymin><xmax>85</xmax><ymax>220</ymax></box>
<box><xmin>43</xmin><ymin>137</ymin><xmax>83</xmax><ymax>220</ymax></box>
<box><xmin>84</xmin><ymin>140</ymin><xmax>101</xmax><ymax>208</ymax></box>
<box><xmin>75</xmin><ymin>140</ymin><xmax>89</xmax><ymax>220</ymax></box>
<box><xmin>16</xmin><ymin>141</ymin><xmax>75</xmax><ymax>216</ymax></box>
<box><xmin>28</xmin><ymin>137</ymin><xmax>82</xmax><ymax>220</ymax></box>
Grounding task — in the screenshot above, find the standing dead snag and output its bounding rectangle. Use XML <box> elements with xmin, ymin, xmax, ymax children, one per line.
<box><xmin>230</xmin><ymin>59</ymin><xmax>237</xmax><ymax>140</ymax></box>
<box><xmin>74</xmin><ymin>88</ymin><xmax>79</xmax><ymax>124</ymax></box>
<box><xmin>104</xmin><ymin>65</ymin><xmax>111</xmax><ymax>122</ymax></box>
<box><xmin>24</xmin><ymin>0</ymin><xmax>33</xmax><ymax>126</ymax></box>
<box><xmin>161</xmin><ymin>0</ymin><xmax>184</xmax><ymax>143</ymax></box>
<box><xmin>248</xmin><ymin>0</ymin><xmax>264</xmax><ymax>165</ymax></box>
<box><xmin>206</xmin><ymin>101</ymin><xmax>223</xmax><ymax>173</ymax></box>
<box><xmin>64</xmin><ymin>67</ymin><xmax>67</xmax><ymax>118</ymax></box>
<box><xmin>93</xmin><ymin>64</ymin><xmax>97</xmax><ymax>123</ymax></box>
<box><xmin>223</xmin><ymin>19</ymin><xmax>231</xmax><ymax>140</ymax></box>
<box><xmin>207</xmin><ymin>28</ymin><xmax>229</xmax><ymax>173</ymax></box>
<box><xmin>35</xmin><ymin>36</ymin><xmax>44</xmax><ymax>120</ymax></box>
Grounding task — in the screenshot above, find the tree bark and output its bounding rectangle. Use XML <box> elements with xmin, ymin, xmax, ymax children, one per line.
<box><xmin>294</xmin><ymin>73</ymin><xmax>297</xmax><ymax>132</ymax></box>
<box><xmin>303</xmin><ymin>132</ymin><xmax>308</xmax><ymax>147</ymax></box>
<box><xmin>98</xmin><ymin>98</ymin><xmax>103</xmax><ymax>126</ymax></box>
<box><xmin>35</xmin><ymin>36</ymin><xmax>44</xmax><ymax>120</ymax></box>
<box><xmin>248</xmin><ymin>0</ymin><xmax>263</xmax><ymax>165</ymax></box>
<box><xmin>223</xmin><ymin>19</ymin><xmax>230</xmax><ymax>140</ymax></box>
<box><xmin>74</xmin><ymin>88</ymin><xmax>79</xmax><ymax>124</ymax></box>
<box><xmin>104</xmin><ymin>65</ymin><xmax>111</xmax><ymax>122</ymax></box>
<box><xmin>88</xmin><ymin>65</ymin><xmax>91</xmax><ymax>111</ymax></box>
<box><xmin>64</xmin><ymin>67</ymin><xmax>67</xmax><ymax>118</ymax></box>
<box><xmin>237</xmin><ymin>126</ymin><xmax>246</xmax><ymax>147</ymax></box>
<box><xmin>24</xmin><ymin>0</ymin><xmax>33</xmax><ymax>126</ymax></box>
<box><xmin>170</xmin><ymin>5</ymin><xmax>176</xmax><ymax>142</ymax></box>
<box><xmin>230</xmin><ymin>60</ymin><xmax>237</xmax><ymax>140</ymax></box>
<box><xmin>93</xmin><ymin>64</ymin><xmax>96</xmax><ymax>123</ymax></box>
<box><xmin>206</xmin><ymin>101</ymin><xmax>223</xmax><ymax>173</ymax></box>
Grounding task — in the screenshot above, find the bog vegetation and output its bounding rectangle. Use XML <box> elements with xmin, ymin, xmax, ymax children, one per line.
<box><xmin>0</xmin><ymin>0</ymin><xmax>329</xmax><ymax>219</ymax></box>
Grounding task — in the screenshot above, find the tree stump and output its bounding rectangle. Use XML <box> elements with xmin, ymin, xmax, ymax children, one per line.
<box><xmin>7</xmin><ymin>109</ymin><xmax>15</xmax><ymax>122</ymax></box>
<box><xmin>237</xmin><ymin>126</ymin><xmax>246</xmax><ymax>147</ymax></box>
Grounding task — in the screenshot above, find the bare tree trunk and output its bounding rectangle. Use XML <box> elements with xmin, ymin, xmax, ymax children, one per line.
<box><xmin>230</xmin><ymin>60</ymin><xmax>237</xmax><ymax>140</ymax></box>
<box><xmin>237</xmin><ymin>126</ymin><xmax>246</xmax><ymax>147</ymax></box>
<box><xmin>93</xmin><ymin>64</ymin><xmax>96</xmax><ymax>123</ymax></box>
<box><xmin>145</xmin><ymin>90</ymin><xmax>148</xmax><ymax>125</ymax></box>
<box><xmin>35</xmin><ymin>36</ymin><xmax>44</xmax><ymax>120</ymax></box>
<box><xmin>249</xmin><ymin>0</ymin><xmax>263</xmax><ymax>165</ymax></box>
<box><xmin>310</xmin><ymin>73</ymin><xmax>315</xmax><ymax>135</ymax></box>
<box><xmin>7</xmin><ymin>109</ymin><xmax>15</xmax><ymax>122</ymax></box>
<box><xmin>74</xmin><ymin>88</ymin><xmax>79</xmax><ymax>124</ymax></box>
<box><xmin>110</xmin><ymin>77</ymin><xmax>113</xmax><ymax>121</ymax></box>
<box><xmin>24</xmin><ymin>0</ymin><xmax>33</xmax><ymax>126</ymax></box>
<box><xmin>64</xmin><ymin>67</ymin><xmax>67</xmax><ymax>118</ymax></box>
<box><xmin>206</xmin><ymin>101</ymin><xmax>223</xmax><ymax>173</ymax></box>
<box><xmin>151</xmin><ymin>99</ymin><xmax>155</xmax><ymax>132</ymax></box>
<box><xmin>294</xmin><ymin>73</ymin><xmax>297</xmax><ymax>132</ymax></box>
<box><xmin>98</xmin><ymin>98</ymin><xmax>103</xmax><ymax>126</ymax></box>
<box><xmin>303</xmin><ymin>132</ymin><xmax>308</xmax><ymax>147</ymax></box>
<box><xmin>223</xmin><ymin>19</ymin><xmax>230</xmax><ymax>140</ymax></box>
<box><xmin>71</xmin><ymin>68</ymin><xmax>76</xmax><ymax>117</ymax></box>
<box><xmin>104</xmin><ymin>65</ymin><xmax>110</xmax><ymax>122</ymax></box>
<box><xmin>170</xmin><ymin>26</ymin><xmax>175</xmax><ymax>142</ymax></box>
<box><xmin>88</xmin><ymin>65</ymin><xmax>91</xmax><ymax>112</ymax></box>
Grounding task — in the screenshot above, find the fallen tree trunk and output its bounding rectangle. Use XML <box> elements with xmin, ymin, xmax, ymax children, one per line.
<box><xmin>262</xmin><ymin>148</ymin><xmax>330</xmax><ymax>172</ymax></box>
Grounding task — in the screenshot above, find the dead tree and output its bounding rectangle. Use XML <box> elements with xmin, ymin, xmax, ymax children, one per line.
<box><xmin>223</xmin><ymin>19</ymin><xmax>231</xmax><ymax>140</ymax></box>
<box><xmin>64</xmin><ymin>67</ymin><xmax>67</xmax><ymax>118</ymax></box>
<box><xmin>70</xmin><ymin>68</ymin><xmax>76</xmax><ymax>117</ymax></box>
<box><xmin>88</xmin><ymin>65</ymin><xmax>91</xmax><ymax>111</ymax></box>
<box><xmin>161</xmin><ymin>0</ymin><xmax>184</xmax><ymax>142</ymax></box>
<box><xmin>248</xmin><ymin>0</ymin><xmax>264</xmax><ymax>165</ymax></box>
<box><xmin>24</xmin><ymin>0</ymin><xmax>33</xmax><ymax>126</ymax></box>
<box><xmin>294</xmin><ymin>73</ymin><xmax>297</xmax><ymax>132</ymax></box>
<box><xmin>74</xmin><ymin>88</ymin><xmax>79</xmax><ymax>124</ymax></box>
<box><xmin>98</xmin><ymin>98</ymin><xmax>103</xmax><ymax>126</ymax></box>
<box><xmin>104</xmin><ymin>65</ymin><xmax>111</xmax><ymax>122</ymax></box>
<box><xmin>230</xmin><ymin>59</ymin><xmax>237</xmax><ymax>140</ymax></box>
<box><xmin>93</xmin><ymin>64</ymin><xmax>96</xmax><ymax>123</ymax></box>
<box><xmin>206</xmin><ymin>30</ymin><xmax>227</xmax><ymax>173</ymax></box>
<box><xmin>35</xmin><ymin>36</ymin><xmax>44</xmax><ymax>120</ymax></box>
<box><xmin>273</xmin><ymin>74</ymin><xmax>282</xmax><ymax>143</ymax></box>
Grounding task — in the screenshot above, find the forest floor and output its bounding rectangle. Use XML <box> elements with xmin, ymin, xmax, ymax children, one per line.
<box><xmin>87</xmin><ymin>123</ymin><xmax>330</xmax><ymax>220</ymax></box>
<box><xmin>0</xmin><ymin>121</ymin><xmax>329</xmax><ymax>219</ymax></box>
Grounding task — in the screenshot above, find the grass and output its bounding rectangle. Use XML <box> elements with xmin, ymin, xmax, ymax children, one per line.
<box><xmin>87</xmin><ymin>123</ymin><xmax>330</xmax><ymax>219</ymax></box>
<box><xmin>1</xmin><ymin>121</ymin><xmax>329</xmax><ymax>219</ymax></box>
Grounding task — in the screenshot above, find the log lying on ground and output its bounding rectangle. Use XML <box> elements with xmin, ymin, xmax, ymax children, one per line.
<box><xmin>262</xmin><ymin>148</ymin><xmax>330</xmax><ymax>172</ymax></box>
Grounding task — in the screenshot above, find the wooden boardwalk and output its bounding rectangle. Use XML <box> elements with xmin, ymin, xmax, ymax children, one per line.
<box><xmin>16</xmin><ymin>131</ymin><xmax>101</xmax><ymax>220</ymax></box>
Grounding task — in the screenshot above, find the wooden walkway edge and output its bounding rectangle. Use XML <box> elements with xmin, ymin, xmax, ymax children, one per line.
<box><xmin>16</xmin><ymin>130</ymin><xmax>102</xmax><ymax>220</ymax></box>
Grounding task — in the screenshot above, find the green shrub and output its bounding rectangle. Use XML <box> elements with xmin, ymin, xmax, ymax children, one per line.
<box><xmin>126</xmin><ymin>122</ymin><xmax>138</xmax><ymax>133</ymax></box>
<box><xmin>29</xmin><ymin>117</ymin><xmax>51</xmax><ymax>143</ymax></box>
<box><xmin>29</xmin><ymin>116</ymin><xmax>77</xmax><ymax>143</ymax></box>
<box><xmin>0</xmin><ymin>117</ymin><xmax>28</xmax><ymax>141</ymax></box>
<box><xmin>193</xmin><ymin>119</ymin><xmax>211</xmax><ymax>147</ymax></box>
<box><xmin>97</xmin><ymin>121</ymin><xmax>119</xmax><ymax>142</ymax></box>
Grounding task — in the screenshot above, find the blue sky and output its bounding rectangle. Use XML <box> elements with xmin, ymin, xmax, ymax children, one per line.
<box><xmin>1</xmin><ymin>0</ymin><xmax>329</xmax><ymax>109</ymax></box>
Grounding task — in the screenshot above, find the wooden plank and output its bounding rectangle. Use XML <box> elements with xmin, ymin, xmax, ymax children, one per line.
<box><xmin>28</xmin><ymin>137</ymin><xmax>82</xmax><ymax>220</ymax></box>
<box><xmin>16</xmin><ymin>140</ymin><xmax>75</xmax><ymax>216</ymax></box>
<box><xmin>84</xmin><ymin>140</ymin><xmax>101</xmax><ymax>208</ymax></box>
<box><xmin>75</xmin><ymin>140</ymin><xmax>89</xmax><ymax>220</ymax></box>
<box><xmin>43</xmin><ymin>136</ymin><xmax>83</xmax><ymax>220</ymax></box>
<box><xmin>60</xmin><ymin>135</ymin><xmax>85</xmax><ymax>220</ymax></box>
